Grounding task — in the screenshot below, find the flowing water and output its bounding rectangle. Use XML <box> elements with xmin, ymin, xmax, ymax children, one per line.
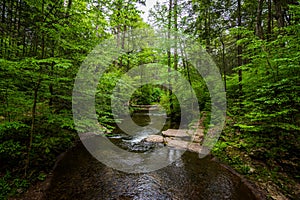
<box><xmin>44</xmin><ymin>109</ymin><xmax>262</xmax><ymax>200</ymax></box>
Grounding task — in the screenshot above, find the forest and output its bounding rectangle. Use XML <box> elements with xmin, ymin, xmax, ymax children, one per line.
<box><xmin>0</xmin><ymin>0</ymin><xmax>299</xmax><ymax>199</ymax></box>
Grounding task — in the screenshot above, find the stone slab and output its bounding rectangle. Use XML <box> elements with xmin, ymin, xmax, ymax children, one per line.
<box><xmin>145</xmin><ymin>135</ymin><xmax>164</xmax><ymax>143</ymax></box>
<box><xmin>162</xmin><ymin>129</ymin><xmax>193</xmax><ymax>138</ymax></box>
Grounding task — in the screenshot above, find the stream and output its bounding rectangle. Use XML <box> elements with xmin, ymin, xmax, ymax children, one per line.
<box><xmin>44</xmin><ymin>109</ymin><xmax>262</xmax><ymax>200</ymax></box>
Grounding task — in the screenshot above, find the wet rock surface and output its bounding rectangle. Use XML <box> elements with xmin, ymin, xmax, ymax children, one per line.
<box><xmin>44</xmin><ymin>142</ymin><xmax>261</xmax><ymax>200</ymax></box>
<box><xmin>41</xmin><ymin>110</ymin><xmax>263</xmax><ymax>200</ymax></box>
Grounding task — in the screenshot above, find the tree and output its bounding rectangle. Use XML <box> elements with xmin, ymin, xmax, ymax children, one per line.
<box><xmin>0</xmin><ymin>0</ymin><xmax>112</xmax><ymax>195</ymax></box>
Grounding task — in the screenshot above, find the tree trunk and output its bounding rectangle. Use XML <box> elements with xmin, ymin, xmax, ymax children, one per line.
<box><xmin>9</xmin><ymin>0</ymin><xmax>14</xmax><ymax>59</ymax></box>
<box><xmin>1</xmin><ymin>0</ymin><xmax>6</xmax><ymax>57</ymax></box>
<box><xmin>267</xmin><ymin>0</ymin><xmax>272</xmax><ymax>40</ymax></box>
<box><xmin>168</xmin><ymin>0</ymin><xmax>173</xmax><ymax>113</ymax></box>
<box><xmin>256</xmin><ymin>0</ymin><xmax>264</xmax><ymax>39</ymax></box>
<box><xmin>66</xmin><ymin>0</ymin><xmax>72</xmax><ymax>17</ymax></box>
<box><xmin>179</xmin><ymin>38</ymin><xmax>191</xmax><ymax>87</ymax></box>
<box><xmin>220</xmin><ymin>37</ymin><xmax>227</xmax><ymax>92</ymax></box>
<box><xmin>49</xmin><ymin>41</ymin><xmax>55</xmax><ymax>107</ymax></box>
<box><xmin>25</xmin><ymin>79</ymin><xmax>41</xmax><ymax>176</ymax></box>
<box><xmin>1</xmin><ymin>0</ymin><xmax>5</xmax><ymax>23</ymax></box>
<box><xmin>237</xmin><ymin>0</ymin><xmax>243</xmax><ymax>97</ymax></box>
<box><xmin>205</xmin><ymin>8</ymin><xmax>211</xmax><ymax>53</ymax></box>
<box><xmin>274</xmin><ymin>0</ymin><xmax>285</xmax><ymax>28</ymax></box>
<box><xmin>120</xmin><ymin>25</ymin><xmax>127</xmax><ymax>68</ymax></box>
<box><xmin>173</xmin><ymin>0</ymin><xmax>178</xmax><ymax>71</ymax></box>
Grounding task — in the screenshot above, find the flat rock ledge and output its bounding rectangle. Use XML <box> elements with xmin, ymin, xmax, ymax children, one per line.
<box><xmin>145</xmin><ymin>135</ymin><xmax>165</xmax><ymax>143</ymax></box>
<box><xmin>145</xmin><ymin>128</ymin><xmax>206</xmax><ymax>153</ymax></box>
<box><xmin>162</xmin><ymin>129</ymin><xmax>204</xmax><ymax>143</ymax></box>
